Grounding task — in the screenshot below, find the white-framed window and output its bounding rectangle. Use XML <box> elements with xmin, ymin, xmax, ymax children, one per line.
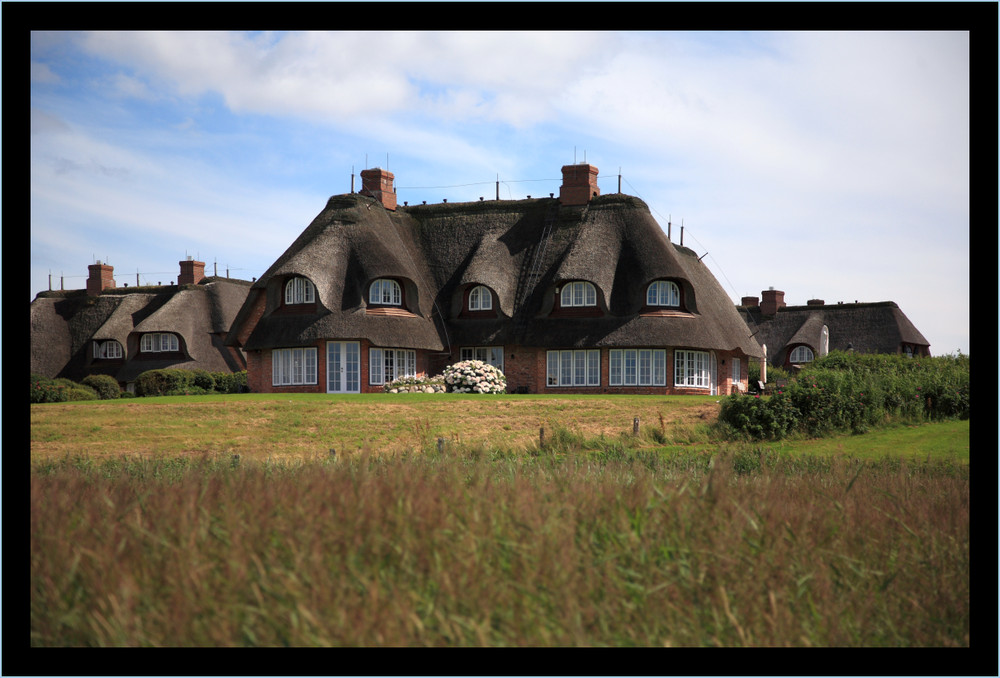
<box><xmin>460</xmin><ymin>346</ymin><xmax>504</xmax><ymax>372</ymax></box>
<box><xmin>272</xmin><ymin>347</ymin><xmax>318</xmax><ymax>386</ymax></box>
<box><xmin>468</xmin><ymin>285</ymin><xmax>493</xmax><ymax>311</ymax></box>
<box><xmin>789</xmin><ymin>346</ymin><xmax>814</xmax><ymax>363</ymax></box>
<box><xmin>284</xmin><ymin>277</ymin><xmax>315</xmax><ymax>305</ymax></box>
<box><xmin>732</xmin><ymin>357</ymin><xmax>741</xmax><ymax>384</ymax></box>
<box><xmin>93</xmin><ymin>340</ymin><xmax>123</xmax><ymax>359</ymax></box>
<box><xmin>369</xmin><ymin>348</ymin><xmax>417</xmax><ymax>385</ymax></box>
<box><xmin>369</xmin><ymin>279</ymin><xmax>402</xmax><ymax>306</ymax></box>
<box><xmin>646</xmin><ymin>280</ymin><xmax>680</xmax><ymax>307</ymax></box>
<box><xmin>674</xmin><ymin>350</ymin><xmax>711</xmax><ymax>388</ymax></box>
<box><xmin>559</xmin><ymin>281</ymin><xmax>597</xmax><ymax>307</ymax></box>
<box><xmin>546</xmin><ymin>349</ymin><xmax>600</xmax><ymax>387</ymax></box>
<box><xmin>140</xmin><ymin>333</ymin><xmax>179</xmax><ymax>353</ymax></box>
<box><xmin>609</xmin><ymin>349</ymin><xmax>667</xmax><ymax>386</ymax></box>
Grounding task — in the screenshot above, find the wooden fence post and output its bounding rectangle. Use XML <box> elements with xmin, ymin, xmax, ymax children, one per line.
<box><xmin>633</xmin><ymin>416</ymin><xmax>640</xmax><ymax>436</ymax></box>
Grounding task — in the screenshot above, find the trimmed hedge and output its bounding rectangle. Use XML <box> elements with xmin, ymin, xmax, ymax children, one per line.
<box><xmin>81</xmin><ymin>374</ymin><xmax>121</xmax><ymax>400</ymax></box>
<box><xmin>135</xmin><ymin>369</ymin><xmax>248</xmax><ymax>397</ymax></box>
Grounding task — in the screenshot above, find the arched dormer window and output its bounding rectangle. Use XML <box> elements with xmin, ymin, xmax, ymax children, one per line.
<box><xmin>560</xmin><ymin>281</ymin><xmax>597</xmax><ymax>308</ymax></box>
<box><xmin>93</xmin><ymin>340</ymin><xmax>123</xmax><ymax>359</ymax></box>
<box><xmin>369</xmin><ymin>278</ymin><xmax>402</xmax><ymax>306</ymax></box>
<box><xmin>789</xmin><ymin>346</ymin><xmax>814</xmax><ymax>364</ymax></box>
<box><xmin>285</xmin><ymin>277</ymin><xmax>315</xmax><ymax>305</ymax></box>
<box><xmin>141</xmin><ymin>333</ymin><xmax>179</xmax><ymax>353</ymax></box>
<box><xmin>469</xmin><ymin>285</ymin><xmax>493</xmax><ymax>311</ymax></box>
<box><xmin>646</xmin><ymin>280</ymin><xmax>680</xmax><ymax>307</ymax></box>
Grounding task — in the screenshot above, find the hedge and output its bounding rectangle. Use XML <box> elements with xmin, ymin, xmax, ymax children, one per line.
<box><xmin>719</xmin><ymin>351</ymin><xmax>969</xmax><ymax>440</ymax></box>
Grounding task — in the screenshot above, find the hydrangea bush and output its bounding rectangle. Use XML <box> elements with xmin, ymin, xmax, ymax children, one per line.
<box><xmin>443</xmin><ymin>360</ymin><xmax>506</xmax><ymax>394</ymax></box>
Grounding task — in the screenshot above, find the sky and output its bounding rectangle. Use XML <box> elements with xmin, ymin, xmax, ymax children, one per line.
<box><xmin>29</xmin><ymin>30</ymin><xmax>970</xmax><ymax>355</ymax></box>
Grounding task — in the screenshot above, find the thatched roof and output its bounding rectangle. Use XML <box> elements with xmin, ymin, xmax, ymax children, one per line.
<box><xmin>30</xmin><ymin>279</ymin><xmax>251</xmax><ymax>382</ymax></box>
<box><xmin>740</xmin><ymin>301</ymin><xmax>930</xmax><ymax>364</ymax></box>
<box><xmin>232</xmin><ymin>192</ymin><xmax>763</xmax><ymax>359</ymax></box>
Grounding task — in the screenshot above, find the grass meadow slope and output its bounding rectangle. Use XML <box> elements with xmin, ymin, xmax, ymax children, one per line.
<box><xmin>30</xmin><ymin>393</ymin><xmax>971</xmax><ymax>652</ymax></box>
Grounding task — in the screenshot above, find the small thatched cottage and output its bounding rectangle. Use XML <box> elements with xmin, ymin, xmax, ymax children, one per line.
<box><xmin>738</xmin><ymin>288</ymin><xmax>931</xmax><ymax>370</ymax></box>
<box><xmin>226</xmin><ymin>163</ymin><xmax>764</xmax><ymax>394</ymax></box>
<box><xmin>30</xmin><ymin>259</ymin><xmax>252</xmax><ymax>391</ymax></box>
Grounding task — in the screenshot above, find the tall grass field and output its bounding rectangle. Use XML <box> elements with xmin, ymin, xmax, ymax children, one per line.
<box><xmin>29</xmin><ymin>391</ymin><xmax>970</xmax><ymax>650</ymax></box>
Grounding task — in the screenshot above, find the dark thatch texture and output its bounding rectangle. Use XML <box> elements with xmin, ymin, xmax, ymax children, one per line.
<box><xmin>740</xmin><ymin>302</ymin><xmax>931</xmax><ymax>365</ymax></box>
<box><xmin>232</xmin><ymin>192</ymin><xmax>763</xmax><ymax>359</ymax></box>
<box><xmin>30</xmin><ymin>279</ymin><xmax>251</xmax><ymax>384</ymax></box>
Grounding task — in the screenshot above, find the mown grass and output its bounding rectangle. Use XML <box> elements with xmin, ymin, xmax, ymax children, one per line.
<box><xmin>29</xmin><ymin>395</ymin><xmax>970</xmax><ymax>649</ymax></box>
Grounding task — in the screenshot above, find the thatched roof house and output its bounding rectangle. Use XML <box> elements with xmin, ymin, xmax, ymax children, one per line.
<box><xmin>30</xmin><ymin>259</ymin><xmax>251</xmax><ymax>389</ymax></box>
<box><xmin>227</xmin><ymin>163</ymin><xmax>764</xmax><ymax>395</ymax></box>
<box><xmin>738</xmin><ymin>288</ymin><xmax>931</xmax><ymax>370</ymax></box>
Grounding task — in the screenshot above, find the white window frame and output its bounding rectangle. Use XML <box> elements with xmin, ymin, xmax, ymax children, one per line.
<box><xmin>789</xmin><ymin>346</ymin><xmax>814</xmax><ymax>363</ymax></box>
<box><xmin>369</xmin><ymin>348</ymin><xmax>417</xmax><ymax>385</ymax></box>
<box><xmin>272</xmin><ymin>347</ymin><xmax>318</xmax><ymax>386</ymax></box>
<box><xmin>646</xmin><ymin>280</ymin><xmax>680</xmax><ymax>307</ymax></box>
<box><xmin>93</xmin><ymin>340</ymin><xmax>123</xmax><ymax>359</ymax></box>
<box><xmin>468</xmin><ymin>285</ymin><xmax>493</xmax><ymax>311</ymax></box>
<box><xmin>674</xmin><ymin>350</ymin><xmax>711</xmax><ymax>388</ymax></box>
<box><xmin>284</xmin><ymin>277</ymin><xmax>315</xmax><ymax>305</ymax></box>
<box><xmin>609</xmin><ymin>349</ymin><xmax>667</xmax><ymax>386</ymax></box>
<box><xmin>140</xmin><ymin>333</ymin><xmax>179</xmax><ymax>353</ymax></box>
<box><xmin>546</xmin><ymin>349</ymin><xmax>600</xmax><ymax>387</ymax></box>
<box><xmin>460</xmin><ymin>346</ymin><xmax>504</xmax><ymax>372</ymax></box>
<box><xmin>559</xmin><ymin>281</ymin><xmax>597</xmax><ymax>307</ymax></box>
<box><xmin>732</xmin><ymin>357</ymin><xmax>741</xmax><ymax>384</ymax></box>
<box><xmin>369</xmin><ymin>279</ymin><xmax>402</xmax><ymax>306</ymax></box>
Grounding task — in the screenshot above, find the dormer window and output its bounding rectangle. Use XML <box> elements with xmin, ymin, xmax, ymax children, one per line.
<box><xmin>647</xmin><ymin>280</ymin><xmax>680</xmax><ymax>307</ymax></box>
<box><xmin>93</xmin><ymin>340</ymin><xmax>123</xmax><ymax>359</ymax></box>
<box><xmin>285</xmin><ymin>277</ymin><xmax>315</xmax><ymax>305</ymax></box>
<box><xmin>789</xmin><ymin>346</ymin><xmax>814</xmax><ymax>363</ymax></box>
<box><xmin>369</xmin><ymin>279</ymin><xmax>402</xmax><ymax>306</ymax></box>
<box><xmin>468</xmin><ymin>285</ymin><xmax>493</xmax><ymax>311</ymax></box>
<box><xmin>560</xmin><ymin>281</ymin><xmax>597</xmax><ymax>307</ymax></box>
<box><xmin>141</xmin><ymin>333</ymin><xmax>179</xmax><ymax>353</ymax></box>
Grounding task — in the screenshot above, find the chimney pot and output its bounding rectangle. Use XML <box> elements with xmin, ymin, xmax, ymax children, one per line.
<box><xmin>359</xmin><ymin>167</ymin><xmax>397</xmax><ymax>211</ymax></box>
<box><xmin>559</xmin><ymin>163</ymin><xmax>599</xmax><ymax>206</ymax></box>
<box><xmin>760</xmin><ymin>288</ymin><xmax>786</xmax><ymax>316</ymax></box>
<box><xmin>178</xmin><ymin>258</ymin><xmax>206</xmax><ymax>286</ymax></box>
<box><xmin>87</xmin><ymin>262</ymin><xmax>115</xmax><ymax>296</ymax></box>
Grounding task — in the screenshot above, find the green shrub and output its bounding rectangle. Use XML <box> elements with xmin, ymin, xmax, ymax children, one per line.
<box><xmin>190</xmin><ymin>369</ymin><xmax>216</xmax><ymax>391</ymax></box>
<box><xmin>209</xmin><ymin>371</ymin><xmax>248</xmax><ymax>394</ymax></box>
<box><xmin>81</xmin><ymin>374</ymin><xmax>121</xmax><ymax>400</ymax></box>
<box><xmin>31</xmin><ymin>373</ymin><xmax>67</xmax><ymax>403</ymax></box>
<box><xmin>717</xmin><ymin>393</ymin><xmax>800</xmax><ymax>441</ymax></box>
<box><xmin>50</xmin><ymin>378</ymin><xmax>99</xmax><ymax>401</ymax></box>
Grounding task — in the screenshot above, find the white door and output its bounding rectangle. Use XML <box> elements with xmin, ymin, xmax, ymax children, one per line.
<box><xmin>709</xmin><ymin>351</ymin><xmax>718</xmax><ymax>396</ymax></box>
<box><xmin>327</xmin><ymin>341</ymin><xmax>360</xmax><ymax>393</ymax></box>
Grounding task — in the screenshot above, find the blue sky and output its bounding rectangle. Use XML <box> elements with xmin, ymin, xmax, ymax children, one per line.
<box><xmin>30</xmin><ymin>30</ymin><xmax>970</xmax><ymax>355</ymax></box>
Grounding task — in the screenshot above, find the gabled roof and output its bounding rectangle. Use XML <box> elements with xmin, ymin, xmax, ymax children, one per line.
<box><xmin>231</xmin><ymin>192</ymin><xmax>763</xmax><ymax>359</ymax></box>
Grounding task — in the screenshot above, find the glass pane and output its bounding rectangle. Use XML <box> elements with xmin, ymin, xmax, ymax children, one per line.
<box><xmin>585</xmin><ymin>284</ymin><xmax>596</xmax><ymax>306</ymax></box>
<box><xmin>346</xmin><ymin>343</ymin><xmax>359</xmax><ymax>392</ymax></box>
<box><xmin>328</xmin><ymin>343</ymin><xmax>341</xmax><ymax>391</ymax></box>
<box><xmin>610</xmin><ymin>350</ymin><xmax>622</xmax><ymax>385</ymax></box>
<box><xmin>547</xmin><ymin>351</ymin><xmax>558</xmax><ymax>386</ymax></box>
<box><xmin>653</xmin><ymin>350</ymin><xmax>665</xmax><ymax>385</ymax></box>
<box><xmin>638</xmin><ymin>350</ymin><xmax>651</xmax><ymax>385</ymax></box>
<box><xmin>624</xmin><ymin>350</ymin><xmax>636</xmax><ymax>385</ymax></box>
<box><xmin>588</xmin><ymin>350</ymin><xmax>600</xmax><ymax>385</ymax></box>
<box><xmin>560</xmin><ymin>351</ymin><xmax>572</xmax><ymax>386</ymax></box>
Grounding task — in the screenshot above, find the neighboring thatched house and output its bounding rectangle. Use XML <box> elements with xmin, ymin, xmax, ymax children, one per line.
<box><xmin>738</xmin><ymin>288</ymin><xmax>931</xmax><ymax>370</ymax></box>
<box><xmin>30</xmin><ymin>258</ymin><xmax>252</xmax><ymax>391</ymax></box>
<box><xmin>226</xmin><ymin>163</ymin><xmax>764</xmax><ymax>394</ymax></box>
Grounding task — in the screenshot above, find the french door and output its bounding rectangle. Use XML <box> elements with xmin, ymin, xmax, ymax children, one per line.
<box><xmin>327</xmin><ymin>341</ymin><xmax>360</xmax><ymax>393</ymax></box>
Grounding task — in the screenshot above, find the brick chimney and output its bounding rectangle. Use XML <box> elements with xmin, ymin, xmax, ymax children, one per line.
<box><xmin>741</xmin><ymin>295</ymin><xmax>759</xmax><ymax>308</ymax></box>
<box><xmin>360</xmin><ymin>167</ymin><xmax>396</xmax><ymax>211</ymax></box>
<box><xmin>807</xmin><ymin>298</ymin><xmax>825</xmax><ymax>306</ymax></box>
<box><xmin>178</xmin><ymin>257</ymin><xmax>206</xmax><ymax>286</ymax></box>
<box><xmin>559</xmin><ymin>163</ymin><xmax>599</xmax><ymax>206</ymax></box>
<box><xmin>760</xmin><ymin>288</ymin><xmax>786</xmax><ymax>316</ymax></box>
<box><xmin>87</xmin><ymin>261</ymin><xmax>115</xmax><ymax>296</ymax></box>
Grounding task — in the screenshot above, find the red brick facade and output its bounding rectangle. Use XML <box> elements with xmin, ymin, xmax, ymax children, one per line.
<box><xmin>251</xmin><ymin>341</ymin><xmax>748</xmax><ymax>395</ymax></box>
